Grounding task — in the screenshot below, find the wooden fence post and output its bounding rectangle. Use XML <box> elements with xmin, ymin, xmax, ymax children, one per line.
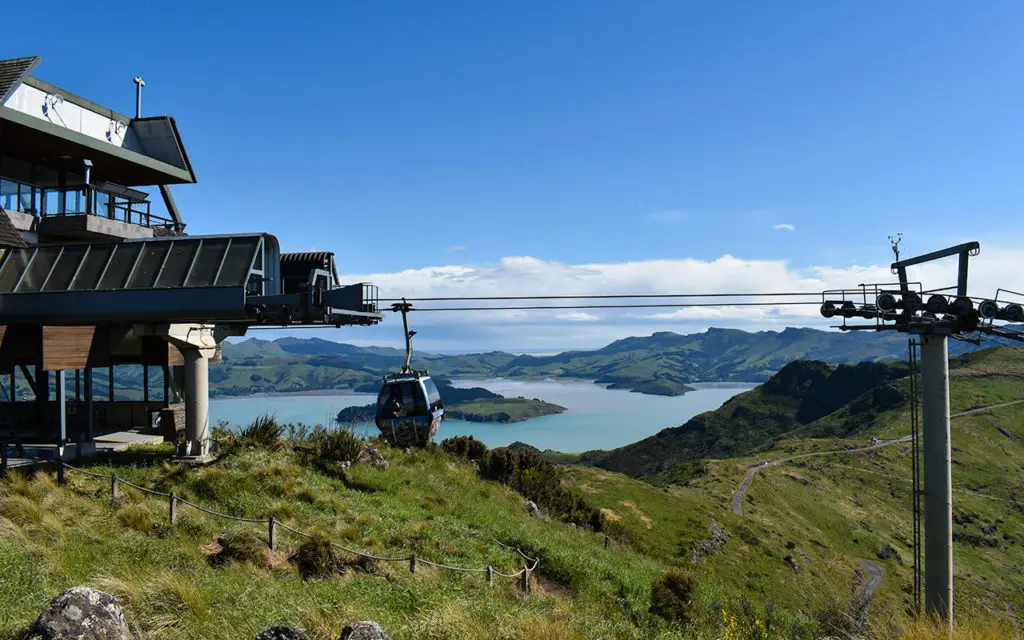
<box><xmin>169</xmin><ymin>493</ymin><xmax>177</xmax><ymax>524</ymax></box>
<box><xmin>111</xmin><ymin>473</ymin><xmax>119</xmax><ymax>504</ymax></box>
<box><xmin>268</xmin><ymin>516</ymin><xmax>277</xmax><ymax>551</ymax></box>
<box><xmin>57</xmin><ymin>461</ymin><xmax>65</xmax><ymax>487</ymax></box>
<box><xmin>409</xmin><ymin>553</ymin><xmax>417</xmax><ymax>574</ymax></box>
<box><xmin>487</xmin><ymin>565</ymin><xmax>494</xmax><ymax>587</ymax></box>
<box><xmin>521</xmin><ymin>567</ymin><xmax>530</xmax><ymax>594</ymax></box>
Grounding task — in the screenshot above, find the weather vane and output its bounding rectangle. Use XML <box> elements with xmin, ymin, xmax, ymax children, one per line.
<box><xmin>889</xmin><ymin>233</ymin><xmax>903</xmax><ymax>262</ymax></box>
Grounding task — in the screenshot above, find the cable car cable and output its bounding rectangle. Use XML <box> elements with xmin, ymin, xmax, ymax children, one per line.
<box><xmin>379</xmin><ymin>291</ymin><xmax>821</xmax><ymax>302</ymax></box>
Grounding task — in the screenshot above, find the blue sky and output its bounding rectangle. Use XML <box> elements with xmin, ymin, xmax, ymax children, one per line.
<box><xmin>6</xmin><ymin>1</ymin><xmax>1024</xmax><ymax>351</ymax></box>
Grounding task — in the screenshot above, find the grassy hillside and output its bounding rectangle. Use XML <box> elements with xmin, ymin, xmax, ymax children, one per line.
<box><xmin>553</xmin><ymin>348</ymin><xmax>1024</xmax><ymax>635</ymax></box>
<box><xmin>4</xmin><ymin>349</ymin><xmax>1024</xmax><ymax>638</ymax></box>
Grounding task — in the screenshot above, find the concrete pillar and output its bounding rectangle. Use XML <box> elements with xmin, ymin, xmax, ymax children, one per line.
<box><xmin>131</xmin><ymin>323</ymin><xmax>244</xmax><ymax>463</ymax></box>
<box><xmin>182</xmin><ymin>346</ymin><xmax>210</xmax><ymax>457</ymax></box>
<box><xmin>920</xmin><ymin>334</ymin><xmax>953</xmax><ymax>626</ymax></box>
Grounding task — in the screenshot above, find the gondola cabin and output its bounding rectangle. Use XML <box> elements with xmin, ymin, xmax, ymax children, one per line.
<box><xmin>375</xmin><ymin>372</ymin><xmax>444</xmax><ymax>447</ymax></box>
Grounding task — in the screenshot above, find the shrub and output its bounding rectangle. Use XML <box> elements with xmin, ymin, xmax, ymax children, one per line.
<box><xmin>310</xmin><ymin>426</ymin><xmax>362</xmax><ymax>465</ymax></box>
<box><xmin>650</xmin><ymin>569</ymin><xmax>697</xmax><ymax>625</ymax></box>
<box><xmin>211</xmin><ymin>530</ymin><xmax>269</xmax><ymax>568</ymax></box>
<box><xmin>117</xmin><ymin>504</ymin><xmax>154</xmax><ymax>535</ymax></box>
<box><xmin>479</xmin><ymin>447</ymin><xmax>601</xmax><ymax>530</ymax></box>
<box><xmin>441</xmin><ymin>436</ymin><xmax>489</xmax><ymax>463</ymax></box>
<box><xmin>239</xmin><ymin>414</ymin><xmax>285</xmax><ymax>451</ymax></box>
<box><xmin>291</xmin><ymin>533</ymin><xmax>340</xmax><ymax>579</ymax></box>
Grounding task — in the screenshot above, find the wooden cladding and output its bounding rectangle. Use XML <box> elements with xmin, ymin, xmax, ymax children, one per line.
<box><xmin>42</xmin><ymin>326</ymin><xmax>97</xmax><ymax>370</ymax></box>
<box><xmin>0</xmin><ymin>325</ymin><xmax>192</xmax><ymax>370</ymax></box>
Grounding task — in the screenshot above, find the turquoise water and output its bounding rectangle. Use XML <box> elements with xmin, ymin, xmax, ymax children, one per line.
<box><xmin>208</xmin><ymin>379</ymin><xmax>755</xmax><ymax>453</ymax></box>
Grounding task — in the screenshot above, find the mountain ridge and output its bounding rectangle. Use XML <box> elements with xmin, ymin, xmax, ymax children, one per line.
<box><xmin>211</xmin><ymin>326</ymin><xmax>1019</xmax><ymax>397</ymax></box>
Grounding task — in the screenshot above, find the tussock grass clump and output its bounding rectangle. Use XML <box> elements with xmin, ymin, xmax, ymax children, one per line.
<box><xmin>310</xmin><ymin>426</ymin><xmax>362</xmax><ymax>465</ymax></box>
<box><xmin>5</xmin><ymin>471</ymin><xmax>46</xmax><ymax>503</ymax></box>
<box><xmin>1</xmin><ymin>494</ymin><xmax>47</xmax><ymax>526</ymax></box>
<box><xmin>239</xmin><ymin>414</ymin><xmax>286</xmax><ymax>452</ymax></box>
<box><xmin>649</xmin><ymin>568</ymin><xmax>697</xmax><ymax>625</ymax></box>
<box><xmin>210</xmin><ymin>530</ymin><xmax>269</xmax><ymax>568</ymax></box>
<box><xmin>117</xmin><ymin>503</ymin><xmax>155</xmax><ymax>534</ymax></box>
<box><xmin>291</xmin><ymin>533</ymin><xmax>340</xmax><ymax>579</ymax></box>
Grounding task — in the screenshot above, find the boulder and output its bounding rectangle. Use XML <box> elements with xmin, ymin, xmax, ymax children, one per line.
<box><xmin>358</xmin><ymin>445</ymin><xmax>389</xmax><ymax>470</ymax></box>
<box><xmin>33</xmin><ymin>587</ymin><xmax>134</xmax><ymax>640</ymax></box>
<box><xmin>255</xmin><ymin>625</ymin><xmax>310</xmax><ymax>640</ymax></box>
<box><xmin>784</xmin><ymin>554</ymin><xmax>800</xmax><ymax>572</ymax></box>
<box><xmin>339</xmin><ymin>621</ymin><xmax>391</xmax><ymax>640</ymax></box>
<box><xmin>526</xmin><ymin>500</ymin><xmax>541</xmax><ymax>518</ymax></box>
<box><xmin>877</xmin><ymin>543</ymin><xmax>902</xmax><ymax>564</ymax></box>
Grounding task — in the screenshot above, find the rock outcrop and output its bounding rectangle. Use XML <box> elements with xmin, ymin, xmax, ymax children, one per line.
<box><xmin>255</xmin><ymin>625</ymin><xmax>310</xmax><ymax>640</ymax></box>
<box><xmin>339</xmin><ymin>621</ymin><xmax>391</xmax><ymax>640</ymax></box>
<box><xmin>33</xmin><ymin>587</ymin><xmax>134</xmax><ymax>640</ymax></box>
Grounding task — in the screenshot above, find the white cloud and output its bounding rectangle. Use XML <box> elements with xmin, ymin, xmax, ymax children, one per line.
<box><xmin>448</xmin><ymin>245</ymin><xmax>468</xmax><ymax>251</ymax></box>
<box><xmin>302</xmin><ymin>246</ymin><xmax>1024</xmax><ymax>351</ymax></box>
<box><xmin>555</xmin><ymin>312</ymin><xmax>600</xmax><ymax>322</ymax></box>
<box><xmin>773</xmin><ymin>223</ymin><xmax>796</xmax><ymax>231</ymax></box>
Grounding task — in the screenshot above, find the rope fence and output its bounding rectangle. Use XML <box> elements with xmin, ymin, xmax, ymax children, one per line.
<box><xmin>54</xmin><ymin>461</ymin><xmax>538</xmax><ymax>592</ymax></box>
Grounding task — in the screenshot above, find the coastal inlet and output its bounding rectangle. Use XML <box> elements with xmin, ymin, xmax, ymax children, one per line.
<box><xmin>209</xmin><ymin>378</ymin><xmax>755</xmax><ymax>452</ymax></box>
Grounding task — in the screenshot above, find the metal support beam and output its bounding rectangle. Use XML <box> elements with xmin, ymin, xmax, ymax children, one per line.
<box><xmin>920</xmin><ymin>334</ymin><xmax>954</xmax><ymax>626</ymax></box>
<box><xmin>84</xmin><ymin>368</ymin><xmax>93</xmax><ymax>441</ymax></box>
<box><xmin>108</xmin><ymin>365</ymin><xmax>115</xmax><ymax>402</ymax></box>
<box><xmin>56</xmin><ymin>370</ymin><xmax>66</xmax><ymax>446</ymax></box>
<box><xmin>159</xmin><ymin>185</ymin><xmax>186</xmax><ymax>232</ymax></box>
<box><xmin>143</xmin><ymin>366</ymin><xmax>150</xmax><ymax>403</ymax></box>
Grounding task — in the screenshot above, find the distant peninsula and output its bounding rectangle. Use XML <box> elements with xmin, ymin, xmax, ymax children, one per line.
<box><xmin>336</xmin><ymin>380</ymin><xmax>566</xmax><ymax>425</ymax></box>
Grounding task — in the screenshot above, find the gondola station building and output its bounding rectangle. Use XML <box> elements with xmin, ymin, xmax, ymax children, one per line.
<box><xmin>0</xmin><ymin>56</ymin><xmax>382</xmax><ymax>465</ymax></box>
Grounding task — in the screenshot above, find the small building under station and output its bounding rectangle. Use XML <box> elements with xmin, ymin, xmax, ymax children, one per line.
<box><xmin>0</xmin><ymin>56</ymin><xmax>382</xmax><ymax>464</ymax></box>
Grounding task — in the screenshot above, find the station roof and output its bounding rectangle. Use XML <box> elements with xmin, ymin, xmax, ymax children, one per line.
<box><xmin>0</xmin><ymin>56</ymin><xmax>196</xmax><ymax>187</ymax></box>
<box><xmin>0</xmin><ymin>235</ymin><xmax>261</xmax><ymax>294</ymax></box>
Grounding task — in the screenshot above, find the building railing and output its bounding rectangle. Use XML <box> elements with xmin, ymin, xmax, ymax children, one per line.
<box><xmin>0</xmin><ymin>177</ymin><xmax>178</xmax><ymax>231</ymax></box>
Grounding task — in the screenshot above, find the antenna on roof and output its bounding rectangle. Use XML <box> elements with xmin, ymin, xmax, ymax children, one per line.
<box><xmin>133</xmin><ymin>76</ymin><xmax>145</xmax><ymax>118</ymax></box>
<box><xmin>889</xmin><ymin>232</ymin><xmax>903</xmax><ymax>262</ymax></box>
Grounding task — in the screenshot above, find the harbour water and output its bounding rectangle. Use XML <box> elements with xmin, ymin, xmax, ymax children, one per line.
<box><xmin>208</xmin><ymin>378</ymin><xmax>756</xmax><ymax>453</ymax></box>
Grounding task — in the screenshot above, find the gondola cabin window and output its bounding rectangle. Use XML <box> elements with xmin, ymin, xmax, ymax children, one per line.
<box><xmin>424</xmin><ymin>378</ymin><xmax>443</xmax><ymax>412</ymax></box>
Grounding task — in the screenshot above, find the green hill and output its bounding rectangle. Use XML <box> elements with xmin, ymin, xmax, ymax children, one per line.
<box><xmin>572</xmin><ymin>359</ymin><xmax>911</xmax><ymax>483</ymax></box>
<box><xmin>3</xmin><ymin>348</ymin><xmax>1023</xmax><ymax>639</ymax></box>
<box><xmin>205</xmin><ymin>327</ymin><xmax>1020</xmax><ymax>398</ymax></box>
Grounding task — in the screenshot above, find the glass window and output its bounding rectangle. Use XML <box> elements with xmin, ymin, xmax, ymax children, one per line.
<box><xmin>18</xmin><ymin>183</ymin><xmax>36</xmax><ymax>213</ymax></box>
<box><xmin>17</xmin><ymin>246</ymin><xmax>62</xmax><ymax>293</ymax></box>
<box><xmin>215</xmin><ymin>237</ymin><xmax>260</xmax><ymax>287</ymax></box>
<box><xmin>155</xmin><ymin>241</ymin><xmax>200</xmax><ymax>288</ymax></box>
<box><xmin>42</xmin><ymin>245</ymin><xmax>88</xmax><ymax>292</ymax></box>
<box><xmin>69</xmin><ymin>245</ymin><xmax>114</xmax><ymax>291</ymax></box>
<box><xmin>423</xmin><ymin>378</ymin><xmax>442</xmax><ymax>409</ymax></box>
<box><xmin>0</xmin><ymin>250</ymin><xmax>31</xmax><ymax>293</ymax></box>
<box><xmin>0</xmin><ymin>179</ymin><xmax>16</xmax><ymax>210</ymax></box>
<box><xmin>127</xmin><ymin>242</ymin><xmax>171</xmax><ymax>289</ymax></box>
<box><xmin>97</xmin><ymin>243</ymin><xmax>143</xmax><ymax>290</ymax></box>
<box><xmin>403</xmin><ymin>381</ymin><xmax>428</xmax><ymax>413</ymax></box>
<box><xmin>185</xmin><ymin>239</ymin><xmax>229</xmax><ymax>288</ymax></box>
